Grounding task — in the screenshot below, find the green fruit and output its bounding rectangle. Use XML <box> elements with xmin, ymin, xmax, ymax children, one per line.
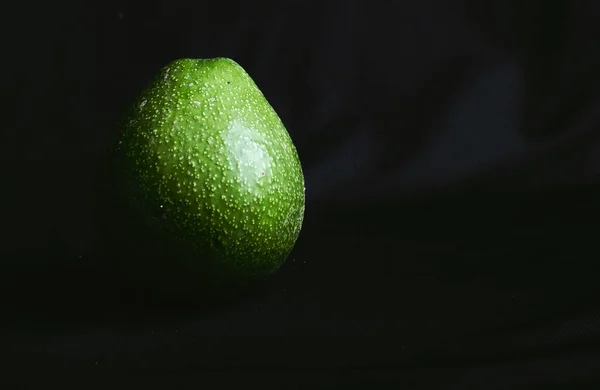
<box><xmin>100</xmin><ymin>58</ymin><xmax>305</xmax><ymax>303</ymax></box>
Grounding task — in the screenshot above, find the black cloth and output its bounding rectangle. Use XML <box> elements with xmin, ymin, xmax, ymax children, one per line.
<box><xmin>2</xmin><ymin>0</ymin><xmax>600</xmax><ymax>387</ymax></box>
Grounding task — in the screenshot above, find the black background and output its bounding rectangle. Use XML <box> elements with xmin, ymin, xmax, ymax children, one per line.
<box><xmin>2</xmin><ymin>0</ymin><xmax>600</xmax><ymax>387</ymax></box>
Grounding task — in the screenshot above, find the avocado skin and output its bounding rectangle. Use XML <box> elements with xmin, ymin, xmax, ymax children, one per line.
<box><xmin>98</xmin><ymin>58</ymin><xmax>305</xmax><ymax>304</ymax></box>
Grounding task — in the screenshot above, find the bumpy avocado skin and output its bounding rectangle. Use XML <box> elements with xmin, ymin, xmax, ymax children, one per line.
<box><xmin>103</xmin><ymin>58</ymin><xmax>305</xmax><ymax>303</ymax></box>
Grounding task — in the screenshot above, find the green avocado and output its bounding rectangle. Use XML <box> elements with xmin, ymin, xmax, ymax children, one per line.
<box><xmin>100</xmin><ymin>58</ymin><xmax>305</xmax><ymax>304</ymax></box>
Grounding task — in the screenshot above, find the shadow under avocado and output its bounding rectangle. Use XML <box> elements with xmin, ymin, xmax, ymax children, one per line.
<box><xmin>0</xmin><ymin>248</ymin><xmax>277</xmax><ymax>329</ymax></box>
<box><xmin>0</xmin><ymin>251</ymin><xmax>278</xmax><ymax>330</ymax></box>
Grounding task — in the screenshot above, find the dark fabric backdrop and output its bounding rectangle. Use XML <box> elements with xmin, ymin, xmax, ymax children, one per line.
<box><xmin>2</xmin><ymin>0</ymin><xmax>600</xmax><ymax>388</ymax></box>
